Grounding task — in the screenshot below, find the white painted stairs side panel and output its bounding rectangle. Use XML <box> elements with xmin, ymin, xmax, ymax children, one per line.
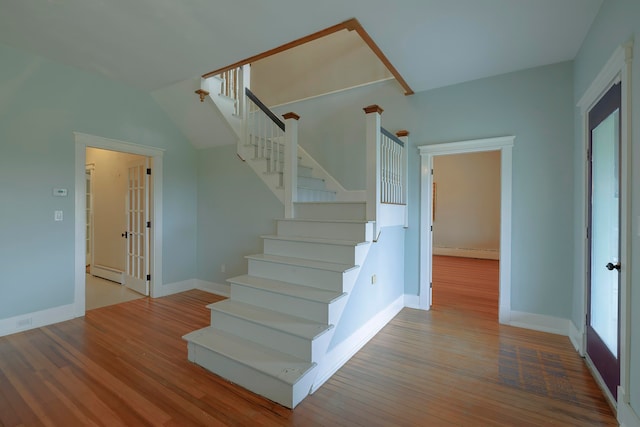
<box><xmin>184</xmin><ymin>327</ymin><xmax>316</xmax><ymax>408</ymax></box>
<box><xmin>261</xmin><ymin>234</ymin><xmax>367</xmax><ymax>265</ymax></box>
<box><xmin>209</xmin><ymin>300</ymin><xmax>333</xmax><ymax>363</ymax></box>
<box><xmin>276</xmin><ymin>219</ymin><xmax>373</xmax><ymax>242</ymax></box>
<box><xmin>228</xmin><ymin>274</ymin><xmax>347</xmax><ymax>324</ymax></box>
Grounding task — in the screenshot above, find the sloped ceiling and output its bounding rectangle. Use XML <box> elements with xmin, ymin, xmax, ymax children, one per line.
<box><xmin>0</xmin><ymin>0</ymin><xmax>602</xmax><ymax>94</ymax></box>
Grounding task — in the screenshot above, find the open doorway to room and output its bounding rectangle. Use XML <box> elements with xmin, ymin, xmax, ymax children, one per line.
<box><xmin>419</xmin><ymin>136</ymin><xmax>514</xmax><ymax>324</ymax></box>
<box><xmin>85</xmin><ymin>147</ymin><xmax>150</xmax><ymax>310</ymax></box>
<box><xmin>74</xmin><ymin>132</ymin><xmax>164</xmax><ymax>317</ymax></box>
<box><xmin>431</xmin><ymin>151</ymin><xmax>501</xmax><ymax>319</ymax></box>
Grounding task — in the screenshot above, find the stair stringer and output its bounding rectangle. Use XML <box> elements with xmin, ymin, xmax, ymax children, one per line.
<box><xmin>201</xmin><ymin>76</ymin><xmax>243</xmax><ymax>141</ymax></box>
<box><xmin>300</xmin><ymin>237</ymin><xmax>374</xmax><ymax>395</ymax></box>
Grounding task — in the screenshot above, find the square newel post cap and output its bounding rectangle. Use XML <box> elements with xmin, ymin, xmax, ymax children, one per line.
<box><xmin>282</xmin><ymin>112</ymin><xmax>300</xmax><ymax>120</ymax></box>
<box><xmin>363</xmin><ymin>105</ymin><xmax>384</xmax><ymax>115</ymax></box>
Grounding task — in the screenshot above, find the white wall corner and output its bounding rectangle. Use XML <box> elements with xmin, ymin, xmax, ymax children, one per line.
<box><xmin>568</xmin><ymin>320</ymin><xmax>584</xmax><ymax>355</ymax></box>
<box><xmin>508</xmin><ymin>311</ymin><xmax>571</xmax><ymax>337</ymax></box>
<box><xmin>159</xmin><ymin>279</ymin><xmax>197</xmax><ymax>297</ymax></box>
<box><xmin>0</xmin><ymin>303</ymin><xmax>75</xmax><ymax>338</ymax></box>
<box><xmin>311</xmin><ymin>295</ymin><xmax>404</xmax><ymax>393</ymax></box>
<box><xmin>618</xmin><ymin>389</ymin><xmax>640</xmax><ymax>427</ymax></box>
<box><xmin>404</xmin><ymin>294</ymin><xmax>421</xmax><ymax>310</ymax></box>
<box><xmin>196</xmin><ymin>280</ymin><xmax>231</xmax><ymax>298</ymax></box>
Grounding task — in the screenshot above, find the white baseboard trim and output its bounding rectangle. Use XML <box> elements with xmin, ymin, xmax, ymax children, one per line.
<box><xmin>433</xmin><ymin>247</ymin><xmax>499</xmax><ymax>260</ymax></box>
<box><xmin>619</xmin><ymin>393</ymin><xmax>640</xmax><ymax>427</ymax></box>
<box><xmin>311</xmin><ymin>295</ymin><xmax>404</xmax><ymax>393</ymax></box>
<box><xmin>508</xmin><ymin>311</ymin><xmax>570</xmax><ymax>336</ymax></box>
<box><xmin>568</xmin><ymin>320</ymin><xmax>584</xmax><ymax>355</ymax></box>
<box><xmin>91</xmin><ymin>264</ymin><xmax>124</xmax><ymax>284</ymax></box>
<box><xmin>404</xmin><ymin>294</ymin><xmax>421</xmax><ymax>309</ymax></box>
<box><xmin>0</xmin><ymin>303</ymin><xmax>76</xmax><ymax>338</ymax></box>
<box><xmin>159</xmin><ymin>279</ymin><xmax>196</xmax><ymax>297</ymax></box>
<box><xmin>196</xmin><ymin>280</ymin><xmax>230</xmax><ymax>298</ymax></box>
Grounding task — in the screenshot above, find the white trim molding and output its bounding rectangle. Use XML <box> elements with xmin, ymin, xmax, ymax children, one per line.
<box><xmin>619</xmin><ymin>395</ymin><xmax>640</xmax><ymax>427</ymax></box>
<box><xmin>576</xmin><ymin>41</ymin><xmax>633</xmax><ymax>419</ymax></box>
<box><xmin>0</xmin><ymin>304</ymin><xmax>75</xmax><ymax>338</ymax></box>
<box><xmin>508</xmin><ymin>311</ymin><xmax>571</xmax><ymax>336</ymax></box>
<box><xmin>418</xmin><ymin>136</ymin><xmax>514</xmax><ymax>324</ymax></box>
<box><xmin>74</xmin><ymin>132</ymin><xmax>165</xmax><ymax>318</ymax></box>
<box><xmin>196</xmin><ymin>280</ymin><xmax>231</xmax><ymax>298</ymax></box>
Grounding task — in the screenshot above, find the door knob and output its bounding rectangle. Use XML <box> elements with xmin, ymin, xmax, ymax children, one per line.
<box><xmin>606</xmin><ymin>262</ymin><xmax>621</xmax><ymax>271</ymax></box>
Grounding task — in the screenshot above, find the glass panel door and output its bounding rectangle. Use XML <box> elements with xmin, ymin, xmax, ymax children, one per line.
<box><xmin>586</xmin><ymin>82</ymin><xmax>621</xmax><ymax>400</ymax></box>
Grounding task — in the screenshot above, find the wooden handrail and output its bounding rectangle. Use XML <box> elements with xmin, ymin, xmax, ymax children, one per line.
<box><xmin>245</xmin><ymin>88</ymin><xmax>285</xmax><ymax>131</ymax></box>
<box><xmin>381</xmin><ymin>127</ymin><xmax>404</xmax><ymax>147</ymax></box>
<box><xmin>202</xmin><ymin>18</ymin><xmax>414</xmax><ymax>96</ymax></box>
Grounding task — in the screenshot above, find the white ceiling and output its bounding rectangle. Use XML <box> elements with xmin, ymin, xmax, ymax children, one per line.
<box><xmin>0</xmin><ymin>0</ymin><xmax>602</xmax><ymax>94</ymax></box>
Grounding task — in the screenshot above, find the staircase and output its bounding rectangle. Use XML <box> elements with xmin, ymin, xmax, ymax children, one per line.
<box><xmin>184</xmin><ymin>201</ymin><xmax>372</xmax><ymax>408</ymax></box>
<box><xmin>184</xmin><ymin>66</ymin><xmax>407</xmax><ymax>408</ymax></box>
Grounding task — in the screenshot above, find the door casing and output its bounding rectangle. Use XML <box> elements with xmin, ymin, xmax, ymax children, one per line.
<box><xmin>74</xmin><ymin>132</ymin><xmax>165</xmax><ymax>316</ymax></box>
<box><xmin>577</xmin><ymin>42</ymin><xmax>632</xmax><ymax>410</ymax></box>
<box><xmin>418</xmin><ymin>136</ymin><xmax>514</xmax><ymax>324</ymax></box>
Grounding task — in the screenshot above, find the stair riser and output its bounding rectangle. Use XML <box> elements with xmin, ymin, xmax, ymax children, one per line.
<box><xmin>247</xmin><ymin>259</ymin><xmax>345</xmax><ymax>292</ymax></box>
<box><xmin>210</xmin><ymin>310</ymin><xmax>322</xmax><ymax>362</ymax></box>
<box><xmin>297</xmin><ymin>176</ymin><xmax>327</xmax><ymax>190</ymax></box>
<box><xmin>230</xmin><ymin>284</ymin><xmax>346</xmax><ymax>324</ymax></box>
<box><xmin>294</xmin><ymin>203</ymin><xmax>367</xmax><ymax>221</ymax></box>
<box><xmin>298</xmin><ymin>165</ymin><xmax>313</xmax><ymax>178</ymax></box>
<box><xmin>297</xmin><ymin>188</ymin><xmax>336</xmax><ymax>202</ymax></box>
<box><xmin>277</xmin><ymin>220</ymin><xmax>371</xmax><ymax>242</ymax></box>
<box><xmin>263</xmin><ymin>239</ymin><xmax>357</xmax><ymax>264</ymax></box>
<box><xmin>187</xmin><ymin>341</ymin><xmax>306</xmax><ymax>408</ymax></box>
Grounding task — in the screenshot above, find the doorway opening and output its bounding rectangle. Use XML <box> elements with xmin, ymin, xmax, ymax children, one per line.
<box><xmin>431</xmin><ymin>151</ymin><xmax>501</xmax><ymax>319</ymax></box>
<box><xmin>85</xmin><ymin>147</ymin><xmax>150</xmax><ymax>310</ymax></box>
<box><xmin>74</xmin><ymin>132</ymin><xmax>165</xmax><ymax>317</ymax></box>
<box><xmin>419</xmin><ymin>136</ymin><xmax>514</xmax><ymax>324</ymax></box>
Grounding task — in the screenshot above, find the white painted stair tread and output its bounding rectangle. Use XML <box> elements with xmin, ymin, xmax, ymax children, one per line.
<box><xmin>245</xmin><ymin>253</ymin><xmax>358</xmax><ymax>273</ymax></box>
<box><xmin>261</xmin><ymin>234</ymin><xmax>367</xmax><ymax>246</ymax></box>
<box><xmin>208</xmin><ymin>299</ymin><xmax>333</xmax><ymax>340</ymax></box>
<box><xmin>279</xmin><ymin>218</ymin><xmax>371</xmax><ymax>224</ymax></box>
<box><xmin>229</xmin><ymin>274</ymin><xmax>346</xmax><ymax>303</ymax></box>
<box><xmin>183</xmin><ymin>327</ymin><xmax>315</xmax><ymax>385</ymax></box>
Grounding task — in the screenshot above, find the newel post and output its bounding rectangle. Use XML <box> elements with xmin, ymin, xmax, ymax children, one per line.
<box><xmin>364</xmin><ymin>105</ymin><xmax>383</xmax><ymax>239</ymax></box>
<box><xmin>283</xmin><ymin>112</ymin><xmax>300</xmax><ymax>219</ymax></box>
<box><xmin>397</xmin><ymin>130</ymin><xmax>409</xmax><ymax>227</ymax></box>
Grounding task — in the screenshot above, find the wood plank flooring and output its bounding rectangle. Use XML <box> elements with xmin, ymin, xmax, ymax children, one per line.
<box><xmin>432</xmin><ymin>255</ymin><xmax>500</xmax><ymax>318</ymax></box>
<box><xmin>0</xmin><ymin>276</ymin><xmax>616</xmax><ymax>425</ymax></box>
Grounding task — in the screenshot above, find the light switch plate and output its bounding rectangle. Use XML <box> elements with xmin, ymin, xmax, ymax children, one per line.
<box><xmin>54</xmin><ymin>211</ymin><xmax>63</xmax><ymax>221</ymax></box>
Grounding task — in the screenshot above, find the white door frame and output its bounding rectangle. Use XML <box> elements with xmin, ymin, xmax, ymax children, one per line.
<box><xmin>418</xmin><ymin>136</ymin><xmax>514</xmax><ymax>324</ymax></box>
<box><xmin>577</xmin><ymin>42</ymin><xmax>632</xmax><ymax>413</ymax></box>
<box><xmin>74</xmin><ymin>132</ymin><xmax>165</xmax><ymax>316</ymax></box>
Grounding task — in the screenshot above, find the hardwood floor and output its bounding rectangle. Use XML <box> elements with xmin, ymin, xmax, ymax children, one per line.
<box><xmin>0</xmin><ymin>286</ymin><xmax>616</xmax><ymax>426</ymax></box>
<box><xmin>432</xmin><ymin>255</ymin><xmax>500</xmax><ymax>318</ymax></box>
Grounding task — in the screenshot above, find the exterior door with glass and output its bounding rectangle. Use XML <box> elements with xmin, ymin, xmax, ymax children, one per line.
<box><xmin>586</xmin><ymin>82</ymin><xmax>621</xmax><ymax>400</ymax></box>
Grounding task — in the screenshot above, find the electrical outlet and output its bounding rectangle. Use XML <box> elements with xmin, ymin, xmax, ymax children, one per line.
<box><xmin>54</xmin><ymin>210</ymin><xmax>63</xmax><ymax>221</ymax></box>
<box><xmin>371</xmin><ymin>274</ymin><xmax>377</xmax><ymax>284</ymax></box>
<box><xmin>221</xmin><ymin>264</ymin><xmax>226</xmax><ymax>273</ymax></box>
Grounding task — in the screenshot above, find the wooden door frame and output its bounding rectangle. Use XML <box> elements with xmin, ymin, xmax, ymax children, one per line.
<box><xmin>73</xmin><ymin>132</ymin><xmax>165</xmax><ymax>316</ymax></box>
<box><xmin>577</xmin><ymin>42</ymin><xmax>632</xmax><ymax>411</ymax></box>
<box><xmin>418</xmin><ymin>136</ymin><xmax>514</xmax><ymax>324</ymax></box>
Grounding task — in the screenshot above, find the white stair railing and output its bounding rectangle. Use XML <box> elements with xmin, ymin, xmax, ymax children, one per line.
<box><xmin>243</xmin><ymin>88</ymin><xmax>299</xmax><ymax>218</ymax></box>
<box><xmin>364</xmin><ymin>105</ymin><xmax>409</xmax><ymax>236</ymax></box>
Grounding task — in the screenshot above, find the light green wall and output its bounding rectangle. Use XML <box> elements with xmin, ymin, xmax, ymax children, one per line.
<box><xmin>196</xmin><ymin>144</ymin><xmax>282</xmax><ymax>283</ymax></box>
<box><xmin>573</xmin><ymin>0</ymin><xmax>640</xmax><ymax>414</ymax></box>
<box><xmin>0</xmin><ymin>43</ymin><xmax>198</xmax><ymax>319</ymax></box>
<box><xmin>275</xmin><ymin>62</ymin><xmax>575</xmax><ymax>319</ymax></box>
